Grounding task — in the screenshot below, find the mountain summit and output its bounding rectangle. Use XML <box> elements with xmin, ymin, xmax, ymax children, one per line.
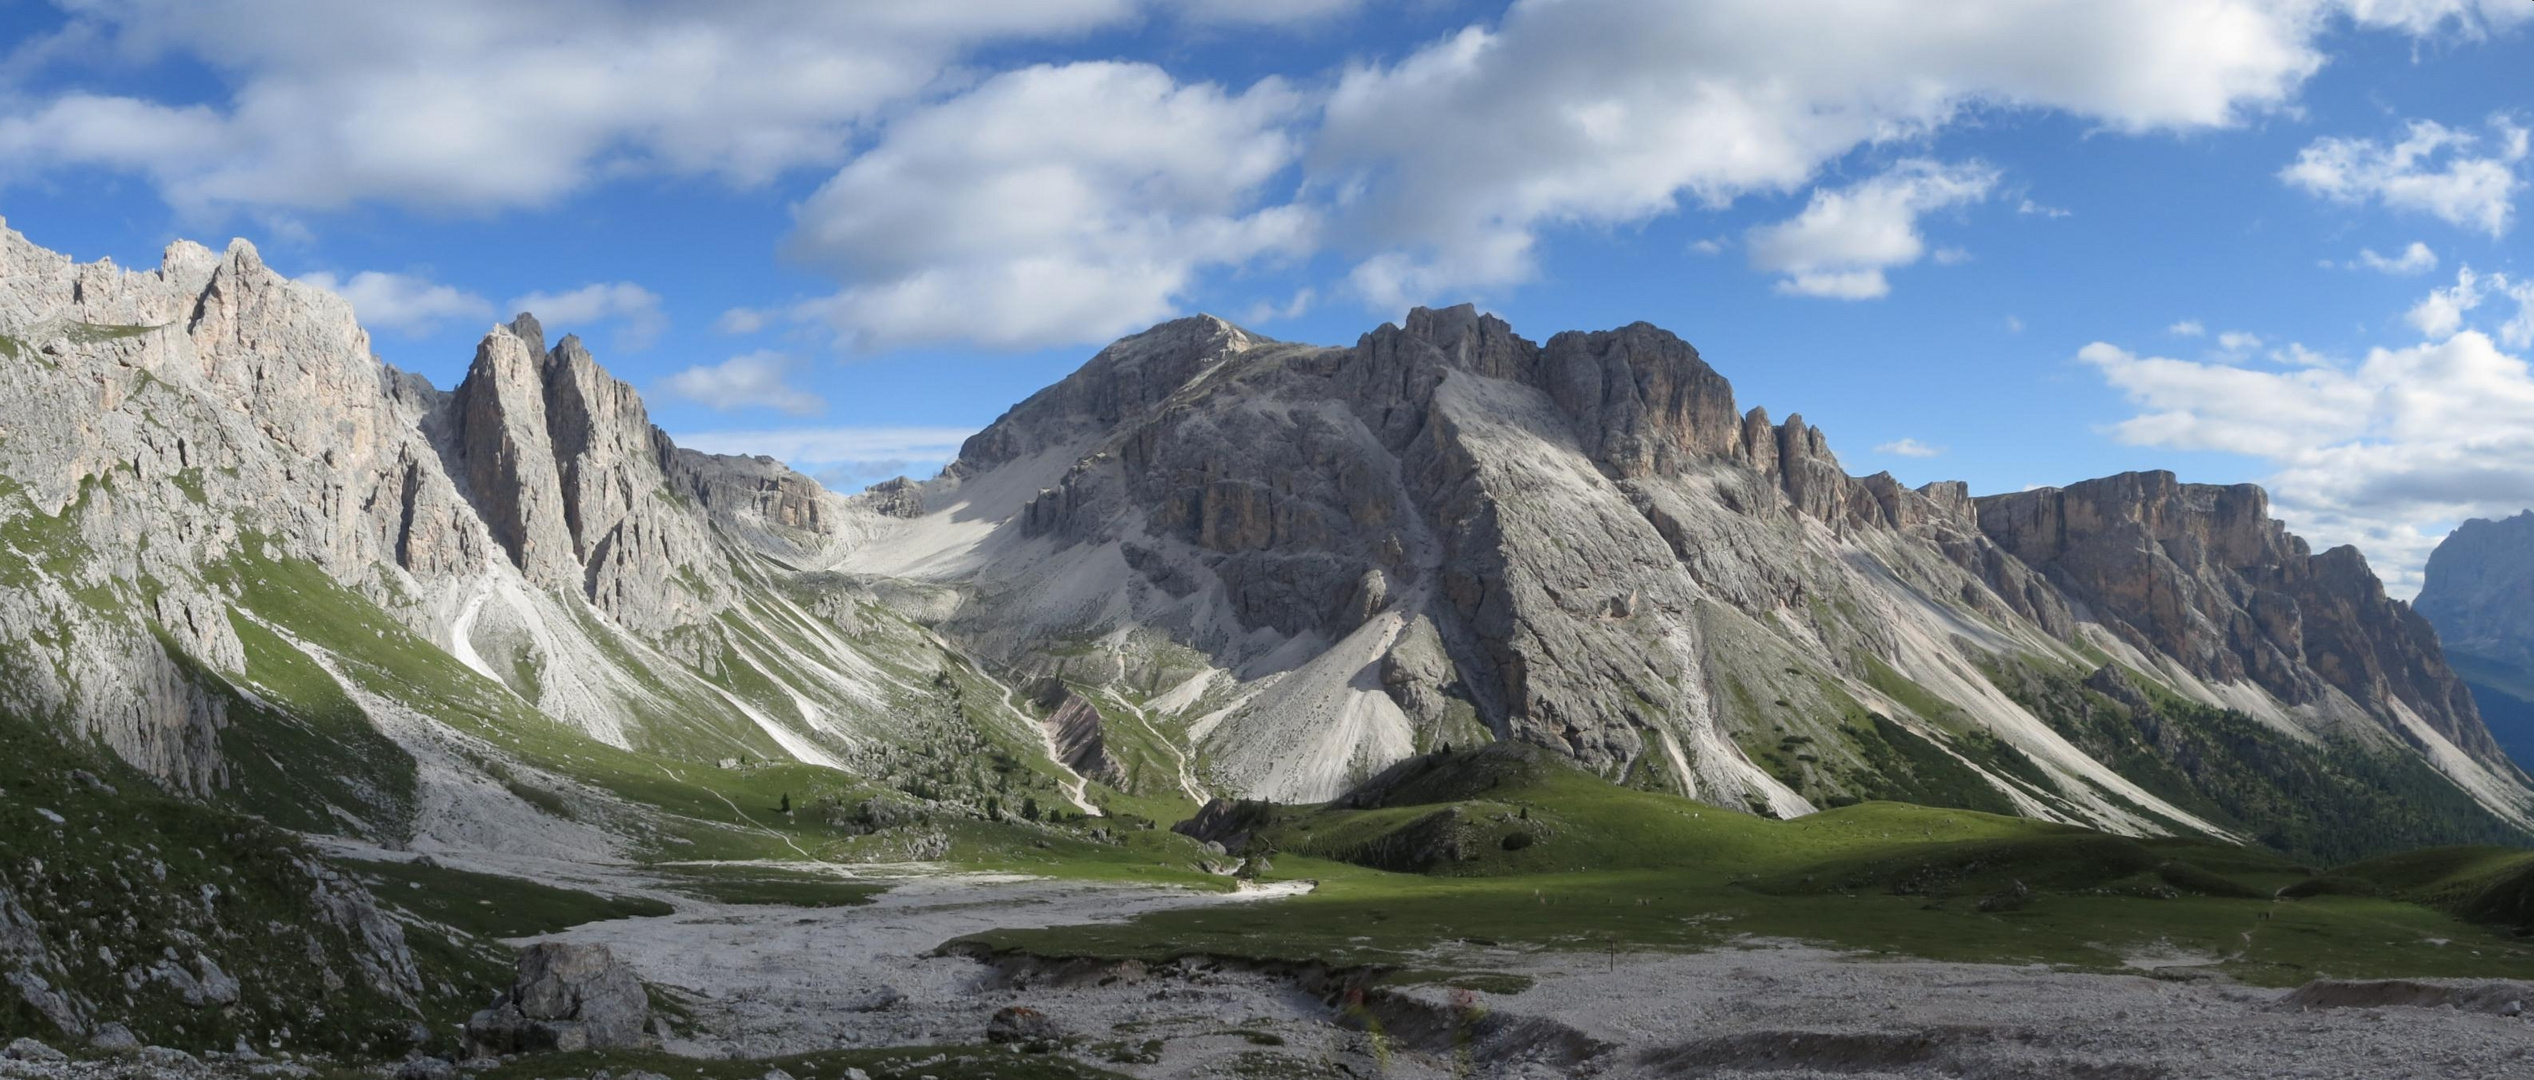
<box><xmin>1</xmin><ymin>226</ymin><xmax>2526</xmax><ymax>872</ymax></box>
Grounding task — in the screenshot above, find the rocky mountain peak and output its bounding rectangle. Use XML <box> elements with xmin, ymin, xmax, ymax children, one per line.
<box><xmin>452</xmin><ymin>318</ymin><xmax>580</xmax><ymax>587</ymax></box>
<box><xmin>2418</xmin><ymin>510</ymin><xmax>2534</xmax><ymax>667</ymax></box>
<box><xmin>956</xmin><ymin>313</ymin><xmax>1267</xmax><ymax>472</ymax></box>
<box><xmin>446</xmin><ymin>312</ymin><xmax>724</xmax><ymax>633</ymax></box>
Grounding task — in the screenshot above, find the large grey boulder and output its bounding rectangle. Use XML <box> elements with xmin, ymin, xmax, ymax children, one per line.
<box><xmin>464</xmin><ymin>943</ymin><xmax>652</xmax><ymax>1055</ymax></box>
<box><xmin>3</xmin><ymin>1038</ymin><xmax>67</xmax><ymax>1064</ymax></box>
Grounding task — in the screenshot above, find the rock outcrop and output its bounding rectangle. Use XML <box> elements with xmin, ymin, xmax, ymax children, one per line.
<box><xmin>464</xmin><ymin>944</ymin><xmax>653</xmax><ymax>1055</ymax></box>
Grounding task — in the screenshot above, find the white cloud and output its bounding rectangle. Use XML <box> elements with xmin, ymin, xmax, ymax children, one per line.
<box><xmin>2217</xmin><ymin>330</ymin><xmax>2264</xmax><ymax>352</ymax></box>
<box><xmin>715</xmin><ymin>307</ymin><xmax>773</xmax><ymax>335</ymax></box>
<box><xmin>1745</xmin><ymin>160</ymin><xmax>1997</xmax><ymax>299</ymax></box>
<box><xmin>660</xmin><ymin>351</ymin><xmax>825</xmax><ymax>415</ymax></box>
<box><xmin>2281</xmin><ymin>116</ymin><xmax>2528</xmax><ymax>236</ymax></box>
<box><xmin>2086</xmin><ymin>251</ymin><xmax>2534</xmax><ymax>593</ymax></box>
<box><xmin>2337</xmin><ymin>0</ymin><xmax>2534</xmax><ymax>37</ymax></box>
<box><xmin>298</xmin><ymin>269</ymin><xmax>491</xmax><ymax>336</ymax></box>
<box><xmin>506</xmin><ymin>282</ymin><xmax>667</xmax><ymax>352</ymax></box>
<box><xmin>2350</xmin><ymin>240</ymin><xmax>2439</xmax><ymax>274</ymax></box>
<box><xmin>1311</xmin><ymin>0</ymin><xmax>2354</xmax><ymax>305</ymax></box>
<box><xmin>786</xmin><ymin>61</ymin><xmax>1313</xmax><ymax>351</ymax></box>
<box><xmin>2083</xmin><ymin>330</ymin><xmax>2534</xmax><ymax>595</ymax></box>
<box><xmin>0</xmin><ymin>1</ymin><xmax>1178</xmax><ymax>216</ymax></box>
<box><xmin>2168</xmin><ymin>319</ymin><xmax>2207</xmax><ymax>337</ymax></box>
<box><xmin>2406</xmin><ymin>266</ymin><xmax>2534</xmax><ymax>348</ymax></box>
<box><xmin>1689</xmin><ymin>237</ymin><xmax>1728</xmax><ymax>255</ymax></box>
<box><xmin>1172</xmin><ymin>0</ymin><xmax>1363</xmax><ymax>24</ymax></box>
<box><xmin>1875</xmin><ymin>437</ymin><xmax>1943</xmax><ymax>458</ymax></box>
<box><xmin>2017</xmin><ymin>198</ymin><xmax>2072</xmax><ymax>218</ymax></box>
<box><xmin>1240</xmin><ymin>288</ymin><xmax>1315</xmax><ymax>325</ymax></box>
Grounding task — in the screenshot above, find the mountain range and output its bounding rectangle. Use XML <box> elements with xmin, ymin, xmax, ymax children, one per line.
<box><xmin>3</xmin><ymin>221</ymin><xmax>2528</xmax><ymax>870</ymax></box>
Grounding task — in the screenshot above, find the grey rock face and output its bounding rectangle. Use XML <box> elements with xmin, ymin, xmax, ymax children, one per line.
<box><xmin>2</xmin><ymin>878</ymin><xmax>86</xmax><ymax>1038</ymax></box>
<box><xmin>466</xmin><ymin>943</ymin><xmax>652</xmax><ymax>1055</ymax></box>
<box><xmin>3</xmin><ymin>1038</ymin><xmax>67</xmax><ymax>1064</ymax></box>
<box><xmin>1035</xmin><ymin>683</ymin><xmax>1124</xmax><ymax>788</ymax></box>
<box><xmin>1979</xmin><ymin>473</ymin><xmax>2500</xmax><ymax>764</ymax></box>
<box><xmin>3</xmin><ymin>215</ymin><xmax>2524</xmax><ymax>861</ymax></box>
<box><xmin>882</xmin><ymin>302</ymin><xmax>2528</xmax><ymax>833</ymax></box>
<box><xmin>2418</xmin><ymin>511</ymin><xmax>2534</xmax><ymax>668</ymax></box>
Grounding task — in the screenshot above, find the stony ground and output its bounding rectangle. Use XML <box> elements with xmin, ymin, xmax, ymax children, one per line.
<box><xmin>14</xmin><ymin>872</ymin><xmax>2534</xmax><ymax>1079</ymax></box>
<box><xmin>525</xmin><ymin>874</ymin><xmax>2534</xmax><ymax>1079</ymax></box>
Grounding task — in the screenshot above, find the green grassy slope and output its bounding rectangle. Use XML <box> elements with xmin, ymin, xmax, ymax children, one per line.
<box><xmin>961</xmin><ymin>746</ymin><xmax>2534</xmax><ymax>989</ymax></box>
<box><xmin>0</xmin><ymin>711</ymin><xmax>443</xmax><ymax>1053</ymax></box>
<box><xmin>1987</xmin><ymin>657</ymin><xmax>2531</xmax><ymax>862</ymax></box>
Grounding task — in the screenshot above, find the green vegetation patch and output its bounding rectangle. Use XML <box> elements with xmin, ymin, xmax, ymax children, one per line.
<box><xmin>469</xmin><ymin>1045</ymin><xmax>1131</xmax><ymax>1080</ymax></box>
<box><xmin>959</xmin><ymin>747</ymin><xmax>2534</xmax><ymax>988</ymax></box>
<box><xmin>1989</xmin><ymin>657</ymin><xmax>2532</xmax><ymax>862</ymax></box>
<box><xmin>654</xmin><ymin>864</ymin><xmax>885</xmax><ymax>908</ymax></box>
<box><xmin>347</xmin><ymin>857</ymin><xmax>672</xmax><ymax>939</ymax></box>
<box><xmin>0</xmin><ymin>711</ymin><xmax>453</xmax><ymax>1055</ymax></box>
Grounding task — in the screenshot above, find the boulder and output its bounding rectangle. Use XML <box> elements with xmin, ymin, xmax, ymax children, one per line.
<box><xmin>395</xmin><ymin>1057</ymin><xmax>459</xmax><ymax>1080</ymax></box>
<box><xmin>985</xmin><ymin>1005</ymin><xmax>1063</xmax><ymax>1051</ymax></box>
<box><xmin>465</xmin><ymin>943</ymin><xmax>653</xmax><ymax>1056</ymax></box>
<box><xmin>2</xmin><ymin>1039</ymin><xmax>66</xmax><ymax>1064</ymax></box>
<box><xmin>87</xmin><ymin>1024</ymin><xmax>138</xmax><ymax>1053</ymax></box>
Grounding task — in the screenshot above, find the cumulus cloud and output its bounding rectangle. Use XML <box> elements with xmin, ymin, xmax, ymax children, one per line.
<box><xmin>786</xmin><ymin>61</ymin><xmax>1313</xmax><ymax>351</ymax></box>
<box><xmin>6</xmin><ymin>0</ymin><xmax>2524</xmax><ymax>348</ymax></box>
<box><xmin>660</xmin><ymin>351</ymin><xmax>825</xmax><ymax>415</ymax></box>
<box><xmin>2083</xmin><ymin>264</ymin><xmax>2534</xmax><ymax>594</ymax></box>
<box><xmin>1173</xmin><ymin>0</ymin><xmax>1363</xmax><ymax>24</ymax></box>
<box><xmin>2217</xmin><ymin>330</ymin><xmax>2264</xmax><ymax>352</ymax></box>
<box><xmin>297</xmin><ymin>269</ymin><xmax>491</xmax><ymax>336</ymax></box>
<box><xmin>1744</xmin><ymin>160</ymin><xmax>1996</xmax><ymax>299</ymax></box>
<box><xmin>2350</xmin><ymin>241</ymin><xmax>2439</xmax><ymax>274</ymax></box>
<box><xmin>2337</xmin><ymin>0</ymin><xmax>2534</xmax><ymax>37</ymax></box>
<box><xmin>506</xmin><ymin>282</ymin><xmax>667</xmax><ymax>352</ymax></box>
<box><xmin>1240</xmin><ymin>288</ymin><xmax>1315</xmax><ymax>325</ymax></box>
<box><xmin>1311</xmin><ymin>0</ymin><xmax>2350</xmax><ymax>305</ymax></box>
<box><xmin>2405</xmin><ymin>266</ymin><xmax>2534</xmax><ymax>347</ymax></box>
<box><xmin>2168</xmin><ymin>319</ymin><xmax>2207</xmax><ymax>337</ymax></box>
<box><xmin>0</xmin><ymin>1</ymin><xmax>1181</xmax><ymax>215</ymax></box>
<box><xmin>2083</xmin><ymin>332</ymin><xmax>2534</xmax><ymax>594</ymax></box>
<box><xmin>2281</xmin><ymin>116</ymin><xmax>2529</xmax><ymax>236</ymax></box>
<box><xmin>1875</xmin><ymin>438</ymin><xmax>1943</xmax><ymax>458</ymax></box>
<box><xmin>715</xmin><ymin>307</ymin><xmax>773</xmax><ymax>335</ymax></box>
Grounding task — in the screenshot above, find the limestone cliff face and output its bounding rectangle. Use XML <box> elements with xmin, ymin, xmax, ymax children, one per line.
<box><xmin>1977</xmin><ymin>474</ymin><xmax>2498</xmax><ymax>764</ymax></box>
<box><xmin>0</xmin><ymin>221</ymin><xmax>891</xmax><ymax>824</ymax></box>
<box><xmin>5</xmin><ymin>216</ymin><xmax>2527</xmax><ymax>853</ymax></box>
<box><xmin>871</xmin><ymin>303</ymin><xmax>2530</xmax><ymax>835</ymax></box>
<box><xmin>2419</xmin><ymin>511</ymin><xmax>2534</xmax><ymax>668</ymax></box>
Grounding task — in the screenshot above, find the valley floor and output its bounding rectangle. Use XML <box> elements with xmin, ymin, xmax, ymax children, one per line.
<box><xmin>496</xmin><ymin>872</ymin><xmax>2534</xmax><ymax>1080</ymax></box>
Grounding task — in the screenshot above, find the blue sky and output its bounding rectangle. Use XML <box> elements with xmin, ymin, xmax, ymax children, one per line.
<box><xmin>2</xmin><ymin>0</ymin><xmax>2530</xmax><ymax>593</ymax></box>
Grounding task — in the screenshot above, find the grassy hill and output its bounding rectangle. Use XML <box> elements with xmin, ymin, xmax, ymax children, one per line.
<box><xmin>957</xmin><ymin>745</ymin><xmax>2534</xmax><ymax>990</ymax></box>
